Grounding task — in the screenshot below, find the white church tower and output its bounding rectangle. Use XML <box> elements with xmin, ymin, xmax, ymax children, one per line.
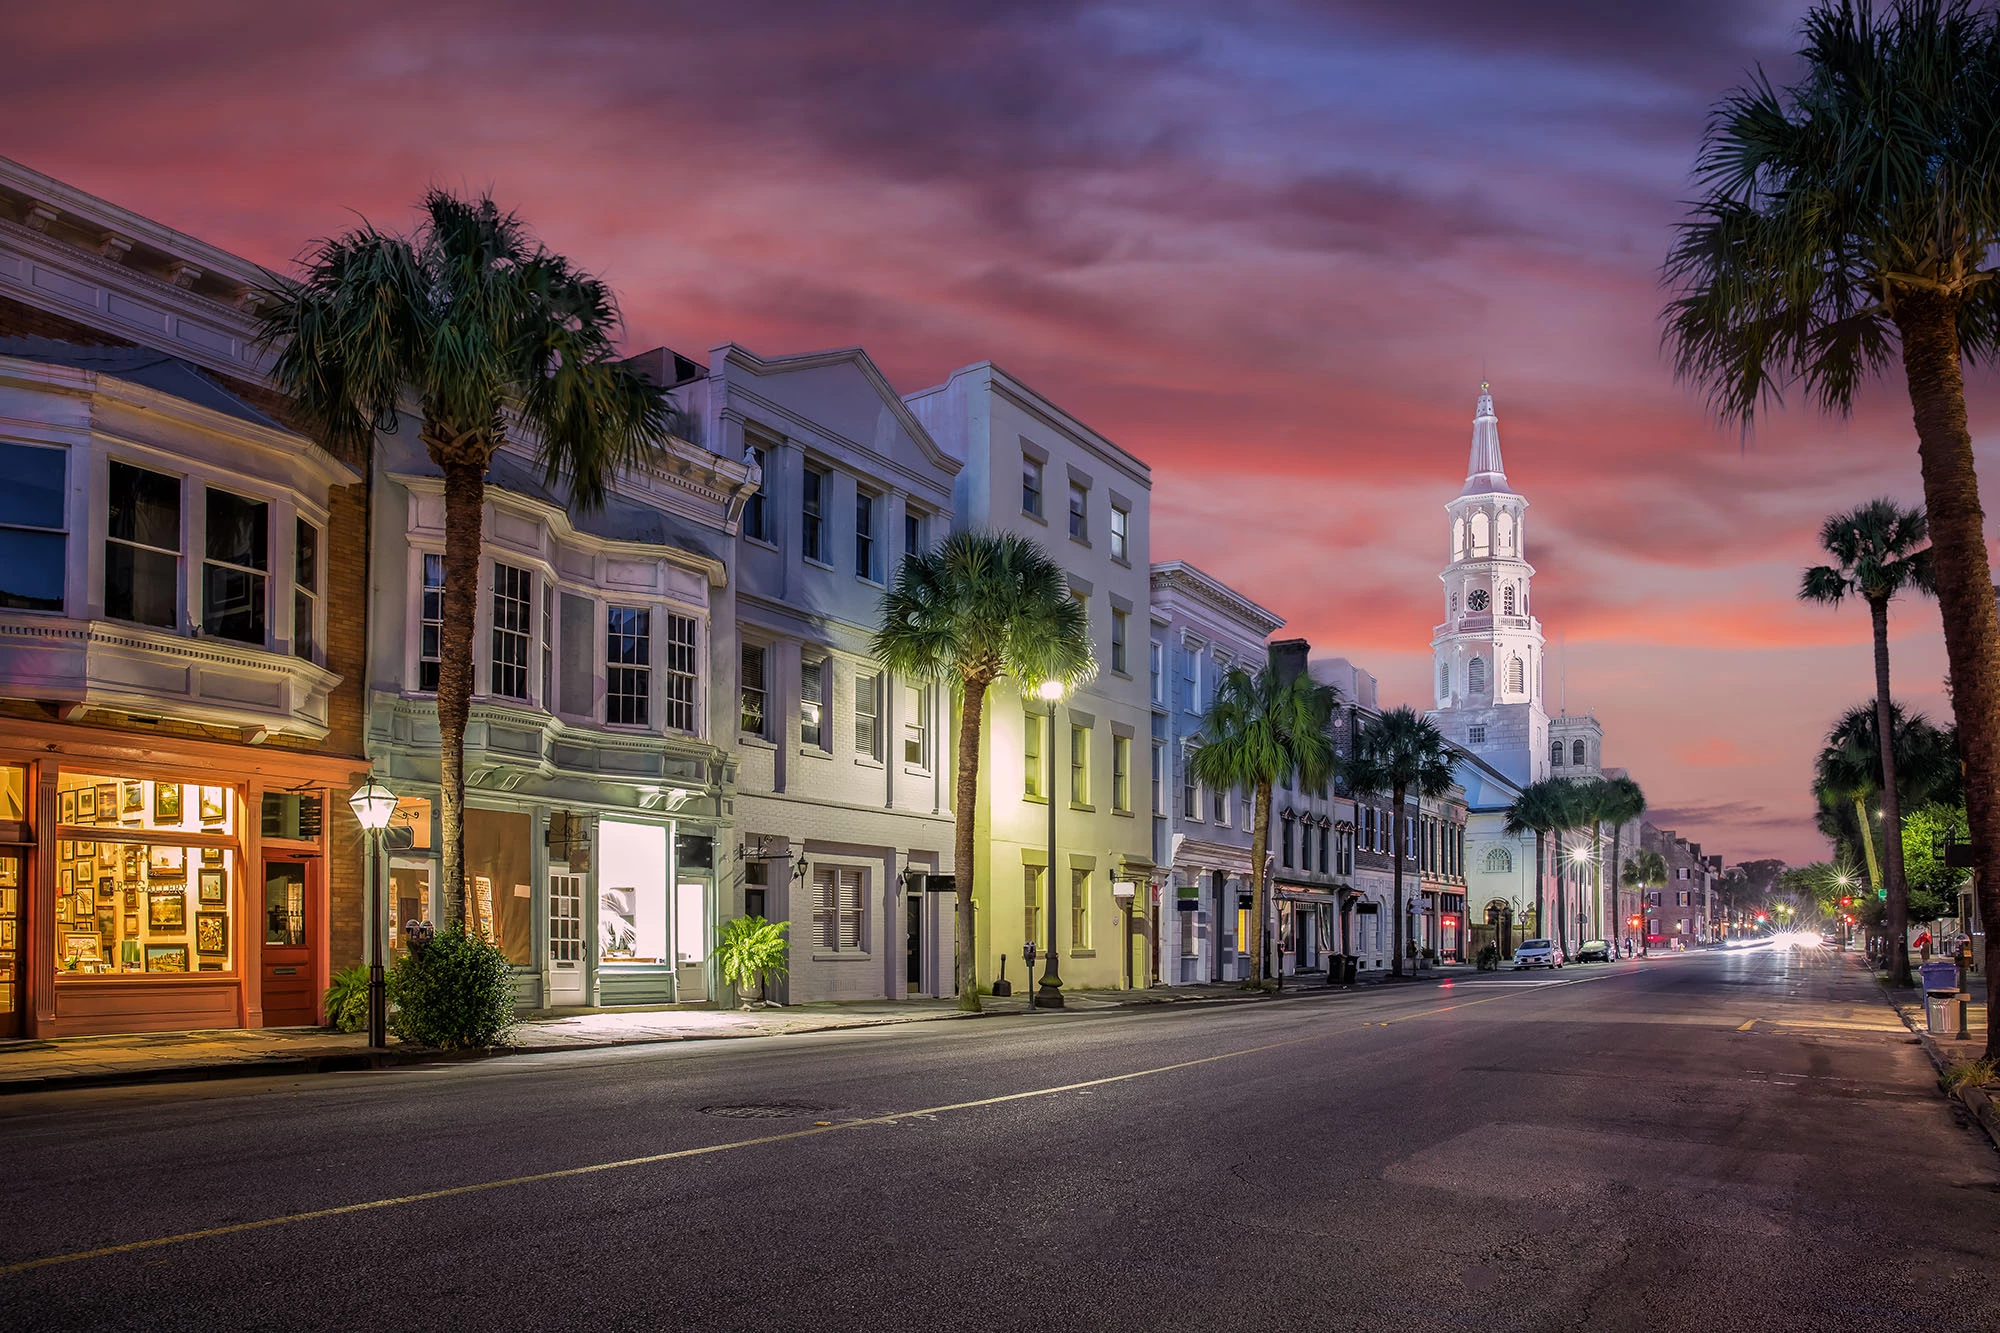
<box><xmin>1431</xmin><ymin>384</ymin><xmax>1549</xmax><ymax>787</ymax></box>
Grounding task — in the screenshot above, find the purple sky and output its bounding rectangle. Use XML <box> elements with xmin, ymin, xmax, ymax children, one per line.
<box><xmin>10</xmin><ymin>0</ymin><xmax>1994</xmax><ymax>863</ymax></box>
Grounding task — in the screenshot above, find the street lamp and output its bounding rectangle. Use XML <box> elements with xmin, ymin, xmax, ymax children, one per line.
<box><xmin>347</xmin><ymin>778</ymin><xmax>397</xmax><ymax>1049</ymax></box>
<box><xmin>1568</xmin><ymin>845</ymin><xmax>1592</xmax><ymax>943</ymax></box>
<box><xmin>1035</xmin><ymin>678</ymin><xmax>1066</xmax><ymax>1010</ymax></box>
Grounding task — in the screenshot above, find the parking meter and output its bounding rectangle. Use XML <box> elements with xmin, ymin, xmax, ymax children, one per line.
<box><xmin>1023</xmin><ymin>941</ymin><xmax>1039</xmax><ymax>1009</ymax></box>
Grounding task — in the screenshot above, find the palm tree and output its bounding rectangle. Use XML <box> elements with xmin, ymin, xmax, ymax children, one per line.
<box><xmin>1802</xmin><ymin>499</ymin><xmax>1934</xmax><ymax>985</ymax></box>
<box><xmin>1588</xmin><ymin>776</ymin><xmax>1647</xmax><ymax>947</ymax></box>
<box><xmin>873</xmin><ymin>531</ymin><xmax>1093</xmax><ymax>1012</ymax></box>
<box><xmin>1664</xmin><ymin>0</ymin><xmax>2000</xmax><ymax>1053</ymax></box>
<box><xmin>1345</xmin><ymin>707</ymin><xmax>1457</xmax><ymax>978</ymax></box>
<box><xmin>260</xmin><ymin>190</ymin><xmax>672</xmax><ymax>927</ymax></box>
<box><xmin>1505</xmin><ymin>779</ymin><xmax>1576</xmax><ymax>952</ymax></box>
<box><xmin>1622</xmin><ymin>850</ymin><xmax>1669</xmax><ymax>955</ymax></box>
<box><xmin>1188</xmin><ymin>662</ymin><xmax>1339</xmax><ymax>988</ymax></box>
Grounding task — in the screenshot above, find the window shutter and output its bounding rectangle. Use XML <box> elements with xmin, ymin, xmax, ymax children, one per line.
<box><xmin>839</xmin><ymin>869</ymin><xmax>863</xmax><ymax>950</ymax></box>
<box><xmin>559</xmin><ymin>593</ymin><xmax>595</xmax><ymax>716</ymax></box>
<box><xmin>855</xmin><ymin>672</ymin><xmax>879</xmax><ymax>758</ymax></box>
<box><xmin>813</xmin><ymin>868</ymin><xmax>837</xmax><ymax>950</ymax></box>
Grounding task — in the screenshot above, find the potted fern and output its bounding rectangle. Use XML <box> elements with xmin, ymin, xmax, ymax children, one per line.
<box><xmin>717</xmin><ymin>915</ymin><xmax>790</xmax><ymax>1009</ymax></box>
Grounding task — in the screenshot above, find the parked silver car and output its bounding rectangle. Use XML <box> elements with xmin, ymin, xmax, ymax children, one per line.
<box><xmin>1513</xmin><ymin>938</ymin><xmax>1565</xmax><ymax>969</ymax></box>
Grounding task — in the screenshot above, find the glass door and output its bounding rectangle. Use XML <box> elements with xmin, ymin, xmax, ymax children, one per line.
<box><xmin>261</xmin><ymin>858</ymin><xmax>317</xmax><ymax>1026</ymax></box>
<box><xmin>0</xmin><ymin>849</ymin><xmax>22</xmax><ymax>1037</ymax></box>
<box><xmin>548</xmin><ymin>870</ymin><xmax>584</xmax><ymax>1006</ymax></box>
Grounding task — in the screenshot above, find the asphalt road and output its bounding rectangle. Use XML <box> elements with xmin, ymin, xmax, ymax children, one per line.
<box><xmin>1</xmin><ymin>948</ymin><xmax>1995</xmax><ymax>1333</ymax></box>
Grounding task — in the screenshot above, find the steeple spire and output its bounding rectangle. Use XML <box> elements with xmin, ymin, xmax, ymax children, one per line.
<box><xmin>1461</xmin><ymin>380</ymin><xmax>1517</xmax><ymax>497</ymax></box>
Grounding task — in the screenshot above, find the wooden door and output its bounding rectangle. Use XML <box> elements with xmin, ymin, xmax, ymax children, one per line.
<box><xmin>260</xmin><ymin>857</ymin><xmax>318</xmax><ymax>1027</ymax></box>
<box><xmin>0</xmin><ymin>848</ymin><xmax>22</xmax><ymax>1037</ymax></box>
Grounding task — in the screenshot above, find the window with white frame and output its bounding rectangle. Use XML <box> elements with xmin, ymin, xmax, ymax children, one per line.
<box><xmin>1112</xmin><ymin>734</ymin><xmax>1131</xmax><ymax>813</ymax></box>
<box><xmin>489</xmin><ymin>563</ymin><xmax>532</xmax><ymax>700</ymax></box>
<box><xmin>1151</xmin><ymin>741</ymin><xmax>1166</xmax><ymax>817</ymax></box>
<box><xmin>742</xmin><ymin>446</ymin><xmax>769</xmax><ymax>542</ymax></box>
<box><xmin>0</xmin><ymin>442</ymin><xmax>66</xmax><ymax>613</ymax></box>
<box><xmin>855</xmin><ymin>670</ymin><xmax>881</xmax><ymax>759</ymax></box>
<box><xmin>605</xmin><ymin>606</ymin><xmax>650</xmax><ymax>726</ymax></box>
<box><xmin>902</xmin><ymin>682</ymin><xmax>928</xmax><ymax>767</ymax></box>
<box><xmin>1068</xmin><ymin>481</ymin><xmax>1088</xmax><ymax>541</ymax></box>
<box><xmin>203</xmin><ymin>487</ymin><xmax>268</xmax><ymax>645</ymax></box>
<box><xmin>1024</xmin><ymin>708</ymin><xmax>1044</xmax><ymax>798</ymax></box>
<box><xmin>1022</xmin><ymin>454</ymin><xmax>1043</xmax><ymax>518</ymax></box>
<box><xmin>1214</xmin><ymin>784</ymin><xmax>1230</xmax><ymax>827</ymax></box>
<box><xmin>1149</xmin><ymin>640</ymin><xmax>1164</xmax><ymax>704</ymax></box>
<box><xmin>813</xmin><ymin>865</ymin><xmax>864</xmax><ymax>951</ymax></box>
<box><xmin>1070</xmin><ymin>723</ymin><xmax>1089</xmax><ymax>805</ymax></box>
<box><xmin>662</xmin><ymin>612</ymin><xmax>698</xmax><ymax>732</ymax></box>
<box><xmin>1182</xmin><ymin>752</ymin><xmax>1202</xmax><ymax>821</ymax></box>
<box><xmin>1281</xmin><ymin>814</ymin><xmax>1295</xmax><ymax>868</ymax></box>
<box><xmin>1024</xmin><ymin>866</ymin><xmax>1043</xmax><ymax>947</ymax></box>
<box><xmin>802</xmin><ymin>465</ymin><xmax>826</xmax><ymax>564</ymax></box>
<box><xmin>1406</xmin><ymin>816</ymin><xmax>1416</xmax><ymax>860</ymax></box>
<box><xmin>419</xmin><ymin>554</ymin><xmax>444</xmax><ymax>692</ymax></box>
<box><xmin>1110</xmin><ymin>608</ymin><xmax>1128</xmax><ymax>674</ymax></box>
<box><xmin>904</xmin><ymin>508</ymin><xmax>922</xmax><ymax>558</ymax></box>
<box><xmin>294</xmin><ymin>517</ymin><xmax>319</xmax><ymax>661</ymax></box>
<box><xmin>801</xmin><ymin>658</ymin><xmax>826</xmax><ymax>749</ymax></box>
<box><xmin>104</xmin><ymin>460</ymin><xmax>179</xmax><ymax>627</ymax></box>
<box><xmin>740</xmin><ymin>643</ymin><xmax>766</xmax><ymax>737</ymax></box>
<box><xmin>855</xmin><ymin>491</ymin><xmax>877</xmax><ymax>580</ymax></box>
<box><xmin>1071</xmin><ymin>868</ymin><xmax>1091</xmax><ymax>950</ymax></box>
<box><xmin>1319</xmin><ymin>823</ymin><xmax>1330</xmax><ymax>873</ymax></box>
<box><xmin>1109</xmin><ymin>504</ymin><xmax>1129</xmax><ymax>562</ymax></box>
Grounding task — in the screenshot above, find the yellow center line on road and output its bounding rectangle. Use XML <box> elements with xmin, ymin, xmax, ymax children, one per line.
<box><xmin>1738</xmin><ymin>1020</ymin><xmax>1758</xmax><ymax>1032</ymax></box>
<box><xmin>0</xmin><ymin>985</ymin><xmax>1545</xmax><ymax>1276</ymax></box>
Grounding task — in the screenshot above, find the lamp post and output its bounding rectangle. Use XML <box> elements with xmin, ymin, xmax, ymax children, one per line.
<box><xmin>1035</xmin><ymin>678</ymin><xmax>1065</xmax><ymax>1010</ymax></box>
<box><xmin>347</xmin><ymin>779</ymin><xmax>398</xmax><ymax>1049</ymax></box>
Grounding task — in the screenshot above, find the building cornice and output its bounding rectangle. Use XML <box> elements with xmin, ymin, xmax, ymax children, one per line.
<box><xmin>909</xmin><ymin>361</ymin><xmax>1152</xmax><ymax>490</ymax></box>
<box><xmin>1149</xmin><ymin>560</ymin><xmax>1285</xmax><ymax>637</ymax></box>
<box><xmin>714</xmin><ymin>343</ymin><xmax>961</xmax><ymax>482</ymax></box>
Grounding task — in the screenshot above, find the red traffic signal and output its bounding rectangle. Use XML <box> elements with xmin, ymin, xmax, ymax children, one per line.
<box><xmin>1627</xmin><ymin>915</ymin><xmax>1642</xmax><ymax>929</ymax></box>
<box><xmin>1839</xmin><ymin>896</ymin><xmax>1852</xmax><ymax>907</ymax></box>
<box><xmin>1755</xmin><ymin>913</ymin><xmax>1767</xmax><ymax>922</ymax></box>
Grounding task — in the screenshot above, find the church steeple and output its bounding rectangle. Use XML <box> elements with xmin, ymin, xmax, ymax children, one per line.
<box><xmin>1462</xmin><ymin>381</ymin><xmax>1517</xmax><ymax>498</ymax></box>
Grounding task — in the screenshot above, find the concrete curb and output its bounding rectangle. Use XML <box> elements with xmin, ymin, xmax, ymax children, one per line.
<box><xmin>1879</xmin><ymin>986</ymin><xmax>2000</xmax><ymax>1156</ymax></box>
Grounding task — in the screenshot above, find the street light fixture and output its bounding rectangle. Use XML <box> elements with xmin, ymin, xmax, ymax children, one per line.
<box><xmin>347</xmin><ymin>778</ymin><xmax>397</xmax><ymax>1050</ymax></box>
<box><xmin>1034</xmin><ymin>678</ymin><xmax>1066</xmax><ymax>1011</ymax></box>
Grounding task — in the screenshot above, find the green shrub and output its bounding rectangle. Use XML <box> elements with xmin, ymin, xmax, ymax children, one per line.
<box><xmin>386</xmin><ymin>925</ymin><xmax>518</xmax><ymax>1049</ymax></box>
<box><xmin>324</xmin><ymin>963</ymin><xmax>371</xmax><ymax>1033</ymax></box>
<box><xmin>1476</xmin><ymin>943</ymin><xmax>1501</xmax><ymax>972</ymax></box>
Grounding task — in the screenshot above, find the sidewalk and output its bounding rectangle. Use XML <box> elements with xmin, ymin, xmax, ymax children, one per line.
<box><xmin>1875</xmin><ymin>959</ymin><xmax>1997</xmax><ymax>1152</ymax></box>
<box><xmin>0</xmin><ymin>964</ymin><xmax>1485</xmax><ymax>1096</ymax></box>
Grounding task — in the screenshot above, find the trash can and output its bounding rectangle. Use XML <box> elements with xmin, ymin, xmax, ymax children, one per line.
<box><xmin>1342</xmin><ymin>955</ymin><xmax>1359</xmax><ymax>985</ymax></box>
<box><xmin>1926</xmin><ymin>988</ymin><xmax>1964</xmax><ymax>1037</ymax></box>
<box><xmin>1919</xmin><ymin>960</ymin><xmax>1962</xmax><ymax>993</ymax></box>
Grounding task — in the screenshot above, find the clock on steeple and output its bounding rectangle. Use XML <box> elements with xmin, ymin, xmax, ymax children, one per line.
<box><xmin>1467</xmin><ymin>589</ymin><xmax>1489</xmax><ymax>612</ymax></box>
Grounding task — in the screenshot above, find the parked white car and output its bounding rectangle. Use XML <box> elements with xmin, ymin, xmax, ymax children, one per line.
<box><xmin>1513</xmin><ymin>938</ymin><xmax>1565</xmax><ymax>969</ymax></box>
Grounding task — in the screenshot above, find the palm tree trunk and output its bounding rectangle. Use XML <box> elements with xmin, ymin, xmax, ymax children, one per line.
<box><xmin>1248</xmin><ymin>781</ymin><xmax>1272</xmax><ymax>987</ymax></box>
<box><xmin>1591</xmin><ymin>820</ymin><xmax>1604</xmax><ymax>941</ymax></box>
<box><xmin>1609</xmin><ymin>825</ymin><xmax>1624</xmax><ymax>950</ymax></box>
<box><xmin>1533</xmin><ymin>831</ymin><xmax>1546</xmax><ymax>944</ymax></box>
<box><xmin>436</xmin><ymin>457</ymin><xmax>485</xmax><ymax>932</ymax></box>
<box><xmin>1551</xmin><ymin>827</ymin><xmax>1568</xmax><ymax>954</ymax></box>
<box><xmin>1391</xmin><ymin>785</ymin><xmax>1407</xmax><ymax>977</ymax></box>
<box><xmin>951</xmin><ymin>674</ymin><xmax>990</xmax><ymax>1013</ymax></box>
<box><xmin>1869</xmin><ymin>597</ymin><xmax>1912</xmax><ymax>988</ymax></box>
<box><xmin>1853</xmin><ymin>794</ymin><xmax>1882</xmax><ymax>892</ymax></box>
<box><xmin>1895</xmin><ymin>293</ymin><xmax>2000</xmax><ymax>1052</ymax></box>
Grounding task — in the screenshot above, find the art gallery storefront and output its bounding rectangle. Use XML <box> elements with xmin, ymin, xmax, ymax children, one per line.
<box><xmin>0</xmin><ymin>722</ymin><xmax>362</xmax><ymax>1039</ymax></box>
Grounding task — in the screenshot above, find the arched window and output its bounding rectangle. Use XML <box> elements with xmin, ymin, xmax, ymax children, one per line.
<box><xmin>1496</xmin><ymin>511</ymin><xmax>1515</xmax><ymax>554</ymax></box>
<box><xmin>1438</xmin><ymin>661</ymin><xmax>1450</xmax><ymax>698</ymax></box>
<box><xmin>1452</xmin><ymin>517</ymin><xmax>1465</xmax><ymax>560</ymax></box>
<box><xmin>1572</xmin><ymin>739</ymin><xmax>1587</xmax><ymax>766</ymax></box>
<box><xmin>1449</xmin><ymin>591</ymin><xmax>1458</xmax><ymax>618</ymax></box>
<box><xmin>1507</xmin><ymin>656</ymin><xmax>1524</xmax><ymax>694</ymax></box>
<box><xmin>1470</xmin><ymin>512</ymin><xmax>1490</xmax><ymax>557</ymax></box>
<box><xmin>1484</xmin><ymin>847</ymin><xmax>1512</xmax><ymax>874</ymax></box>
<box><xmin>1501</xmin><ymin>585</ymin><xmax>1516</xmax><ymax>616</ymax></box>
<box><xmin>1550</xmin><ymin>740</ymin><xmax>1564</xmax><ymax>766</ymax></box>
<box><xmin>1468</xmin><ymin>657</ymin><xmax>1486</xmax><ymax>695</ymax></box>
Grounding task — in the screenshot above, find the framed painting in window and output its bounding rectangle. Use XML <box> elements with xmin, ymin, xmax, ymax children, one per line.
<box><xmin>194</xmin><ymin>912</ymin><xmax>228</xmax><ymax>957</ymax></box>
<box><xmin>154</xmin><ymin>783</ymin><xmax>182</xmax><ymax>823</ymax></box>
<box><xmin>147</xmin><ymin>846</ymin><xmax>185</xmax><ymax>879</ymax></box>
<box><xmin>122</xmin><ymin>782</ymin><xmax>145</xmax><ymax>819</ymax></box>
<box><xmin>59</xmin><ymin>790</ymin><xmax>76</xmax><ymax>825</ymax></box>
<box><xmin>148</xmin><ymin>888</ymin><xmax>186</xmax><ymax>931</ymax></box>
<box><xmin>145</xmin><ymin>944</ymin><xmax>189</xmax><ymax>973</ymax></box>
<box><xmin>198</xmin><ymin>869</ymin><xmax>226</xmax><ymax>905</ymax></box>
<box><xmin>200</xmin><ymin>847</ymin><xmax>224</xmax><ymax>868</ymax></box>
<box><xmin>95</xmin><ymin>784</ymin><xmax>116</xmax><ymax>824</ymax></box>
<box><xmin>198</xmin><ymin>787</ymin><xmax>226</xmax><ymax>825</ymax></box>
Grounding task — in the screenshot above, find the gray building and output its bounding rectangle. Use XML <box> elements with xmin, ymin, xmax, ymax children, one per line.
<box><xmin>682</xmin><ymin>344</ymin><xmax>961</xmax><ymax>1003</ymax></box>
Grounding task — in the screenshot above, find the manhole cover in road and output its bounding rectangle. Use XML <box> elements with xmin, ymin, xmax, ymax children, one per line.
<box><xmin>700</xmin><ymin>1103</ymin><xmax>831</xmax><ymax>1120</ymax></box>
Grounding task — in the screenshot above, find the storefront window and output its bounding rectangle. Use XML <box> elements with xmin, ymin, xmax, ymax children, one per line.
<box><xmin>388</xmin><ymin>858</ymin><xmax>432</xmax><ymax>955</ymax></box>
<box><xmin>0</xmin><ymin>765</ymin><xmax>25</xmax><ymax>825</ymax></box>
<box><xmin>54</xmin><ymin>837</ymin><xmax>234</xmax><ymax>975</ymax></box>
<box><xmin>52</xmin><ymin>773</ymin><xmax>237</xmax><ymax>977</ymax></box>
<box><xmin>600</xmin><ymin>819</ymin><xmax>667</xmax><ymax>963</ymax></box>
<box><xmin>464</xmin><ymin>808</ymin><xmax>534</xmax><ymax>966</ymax></box>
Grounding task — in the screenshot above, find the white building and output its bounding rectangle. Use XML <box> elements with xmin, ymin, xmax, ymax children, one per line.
<box><xmin>906</xmin><ymin>363</ymin><xmax>1155</xmax><ymax>994</ymax></box>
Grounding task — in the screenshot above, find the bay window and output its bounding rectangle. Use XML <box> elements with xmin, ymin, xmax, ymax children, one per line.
<box><xmin>202</xmin><ymin>488</ymin><xmax>268</xmax><ymax>645</ymax></box>
<box><xmin>662</xmin><ymin>612</ymin><xmax>699</xmax><ymax>733</ymax></box>
<box><xmin>0</xmin><ymin>442</ymin><xmax>66</xmax><ymax>612</ymax></box>
<box><xmin>293</xmin><ymin>518</ymin><xmax>319</xmax><ymax>661</ymax></box>
<box><xmin>606</xmin><ymin>605</ymin><xmax>651</xmax><ymax>726</ymax></box>
<box><xmin>490</xmin><ymin>563</ymin><xmax>532</xmax><ymax>700</ymax></box>
<box><xmin>105</xmin><ymin>461</ymin><xmax>180</xmax><ymax>627</ymax></box>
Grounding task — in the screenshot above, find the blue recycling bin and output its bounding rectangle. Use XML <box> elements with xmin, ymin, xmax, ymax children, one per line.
<box><xmin>1919</xmin><ymin>960</ymin><xmax>1961</xmax><ymax>992</ymax></box>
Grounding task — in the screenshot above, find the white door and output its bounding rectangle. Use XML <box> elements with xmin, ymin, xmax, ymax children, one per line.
<box><xmin>549</xmin><ymin>871</ymin><xmax>585</xmax><ymax>1006</ymax></box>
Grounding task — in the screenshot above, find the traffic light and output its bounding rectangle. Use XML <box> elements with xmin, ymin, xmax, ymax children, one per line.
<box><xmin>1876</xmin><ymin>888</ymin><xmax>1887</xmax><ymax>901</ymax></box>
<box><xmin>1627</xmin><ymin>915</ymin><xmax>1641</xmax><ymax>929</ymax></box>
<box><xmin>1755</xmin><ymin>912</ymin><xmax>1767</xmax><ymax>923</ymax></box>
<box><xmin>1839</xmin><ymin>896</ymin><xmax>1852</xmax><ymax>907</ymax></box>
